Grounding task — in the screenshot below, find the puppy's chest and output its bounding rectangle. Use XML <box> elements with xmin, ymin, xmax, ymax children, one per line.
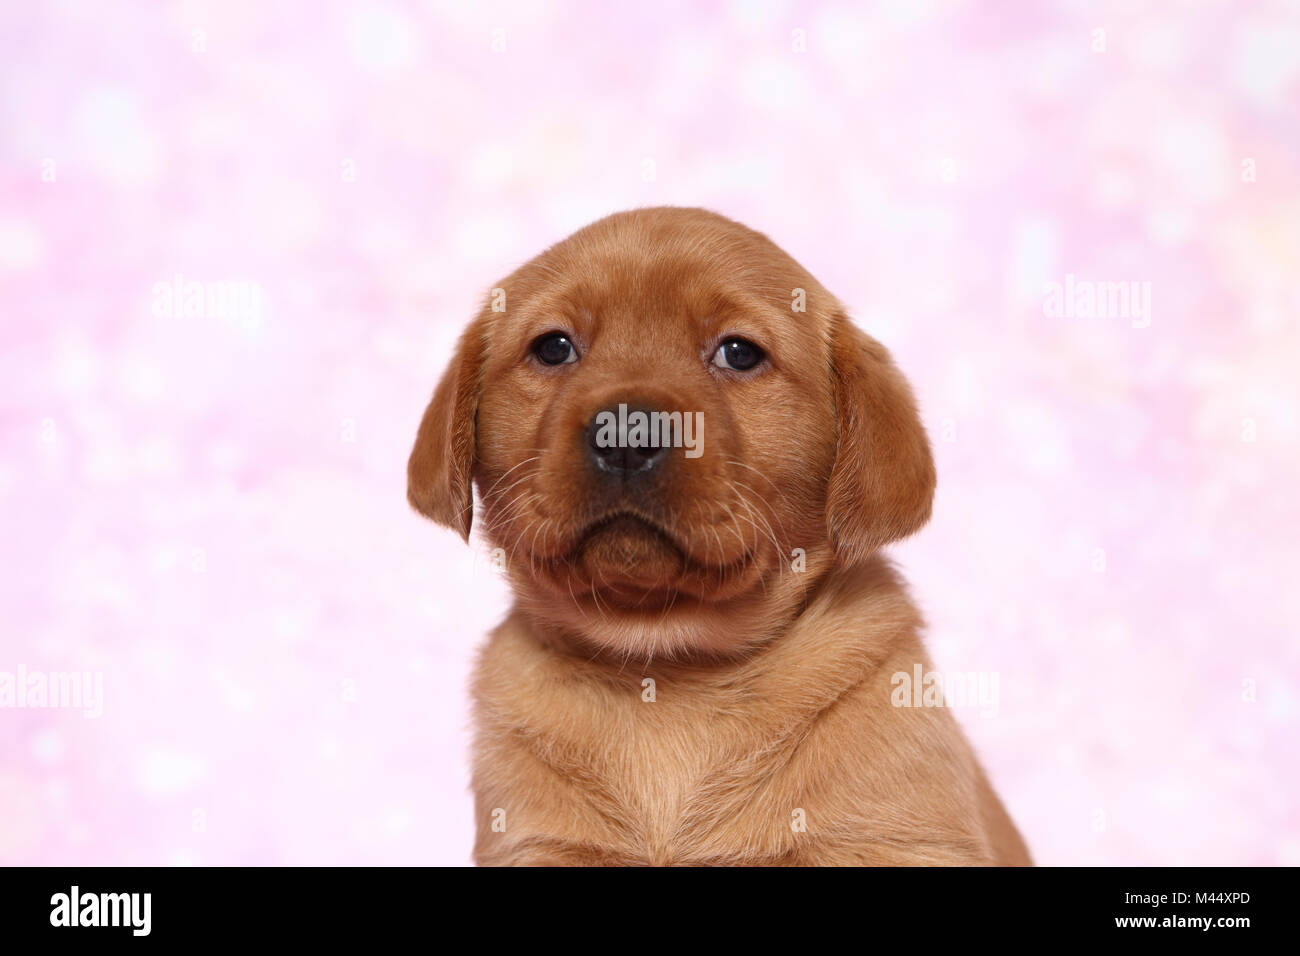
<box><xmin>617</xmin><ymin>704</ymin><xmax>710</xmax><ymax>808</ymax></box>
<box><xmin>561</xmin><ymin>689</ymin><xmax>788</xmax><ymax>864</ymax></box>
<box><xmin>478</xmin><ymin>624</ymin><xmax>857</xmax><ymax>865</ymax></box>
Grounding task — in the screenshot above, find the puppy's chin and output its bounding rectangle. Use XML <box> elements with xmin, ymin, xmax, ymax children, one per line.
<box><xmin>576</xmin><ymin>515</ymin><xmax>685</xmax><ymax>603</ymax></box>
<box><xmin>498</xmin><ymin>513</ymin><xmax>802</xmax><ymax>660</ymax></box>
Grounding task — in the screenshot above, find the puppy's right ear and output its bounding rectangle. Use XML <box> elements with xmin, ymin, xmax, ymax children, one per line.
<box><xmin>407</xmin><ymin>318</ymin><xmax>487</xmax><ymax>541</ymax></box>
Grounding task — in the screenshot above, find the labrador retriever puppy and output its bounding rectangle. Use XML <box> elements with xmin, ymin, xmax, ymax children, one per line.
<box><xmin>408</xmin><ymin>207</ymin><xmax>1031</xmax><ymax>866</ymax></box>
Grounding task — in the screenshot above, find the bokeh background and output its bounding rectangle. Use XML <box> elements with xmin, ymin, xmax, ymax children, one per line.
<box><xmin>2</xmin><ymin>0</ymin><xmax>1298</xmax><ymax>866</ymax></box>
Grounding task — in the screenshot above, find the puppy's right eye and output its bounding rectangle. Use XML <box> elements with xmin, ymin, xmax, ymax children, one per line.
<box><xmin>532</xmin><ymin>333</ymin><xmax>578</xmax><ymax>366</ymax></box>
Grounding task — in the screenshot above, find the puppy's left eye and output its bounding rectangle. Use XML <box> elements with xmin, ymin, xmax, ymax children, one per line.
<box><xmin>712</xmin><ymin>338</ymin><xmax>765</xmax><ymax>372</ymax></box>
<box><xmin>532</xmin><ymin>332</ymin><xmax>578</xmax><ymax>366</ymax></box>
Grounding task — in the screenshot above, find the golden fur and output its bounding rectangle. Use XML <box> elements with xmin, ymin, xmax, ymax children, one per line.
<box><xmin>408</xmin><ymin>207</ymin><xmax>1031</xmax><ymax>866</ymax></box>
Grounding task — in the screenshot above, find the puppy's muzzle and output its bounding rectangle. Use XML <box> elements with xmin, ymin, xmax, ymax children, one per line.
<box><xmin>585</xmin><ymin>404</ymin><xmax>668</xmax><ymax>479</ymax></box>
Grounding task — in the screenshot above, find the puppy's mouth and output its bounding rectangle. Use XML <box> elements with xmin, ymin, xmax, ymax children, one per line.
<box><xmin>549</xmin><ymin>510</ymin><xmax>752</xmax><ymax>606</ymax></box>
<box><xmin>575</xmin><ymin>512</ymin><xmax>683</xmax><ymax>584</ymax></box>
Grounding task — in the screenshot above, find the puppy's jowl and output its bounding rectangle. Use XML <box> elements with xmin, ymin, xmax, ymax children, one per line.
<box><xmin>408</xmin><ymin>207</ymin><xmax>1031</xmax><ymax>866</ymax></box>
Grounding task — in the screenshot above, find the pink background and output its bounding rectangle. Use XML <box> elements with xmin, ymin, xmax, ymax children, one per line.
<box><xmin>2</xmin><ymin>1</ymin><xmax>1297</xmax><ymax>866</ymax></box>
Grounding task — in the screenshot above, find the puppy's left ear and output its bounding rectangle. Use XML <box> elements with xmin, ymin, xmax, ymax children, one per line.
<box><xmin>825</xmin><ymin>314</ymin><xmax>936</xmax><ymax>563</ymax></box>
<box><xmin>407</xmin><ymin>318</ymin><xmax>487</xmax><ymax>541</ymax></box>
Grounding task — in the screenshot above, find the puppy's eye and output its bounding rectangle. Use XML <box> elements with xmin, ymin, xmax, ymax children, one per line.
<box><xmin>532</xmin><ymin>332</ymin><xmax>578</xmax><ymax>366</ymax></box>
<box><xmin>712</xmin><ymin>338</ymin><xmax>765</xmax><ymax>372</ymax></box>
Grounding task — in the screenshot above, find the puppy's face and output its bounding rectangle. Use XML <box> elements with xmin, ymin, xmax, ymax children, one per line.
<box><xmin>409</xmin><ymin>208</ymin><xmax>935</xmax><ymax>658</ymax></box>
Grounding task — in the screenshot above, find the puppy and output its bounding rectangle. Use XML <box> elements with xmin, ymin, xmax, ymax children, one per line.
<box><xmin>408</xmin><ymin>207</ymin><xmax>1031</xmax><ymax>866</ymax></box>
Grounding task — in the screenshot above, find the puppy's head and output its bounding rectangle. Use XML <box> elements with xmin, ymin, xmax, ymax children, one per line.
<box><xmin>409</xmin><ymin>207</ymin><xmax>934</xmax><ymax>658</ymax></box>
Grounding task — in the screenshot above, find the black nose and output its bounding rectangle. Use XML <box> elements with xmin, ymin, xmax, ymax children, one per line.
<box><xmin>586</xmin><ymin>405</ymin><xmax>668</xmax><ymax>478</ymax></box>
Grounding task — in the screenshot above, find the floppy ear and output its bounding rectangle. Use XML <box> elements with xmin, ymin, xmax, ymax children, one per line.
<box><xmin>825</xmin><ymin>314</ymin><xmax>936</xmax><ymax>563</ymax></box>
<box><xmin>407</xmin><ymin>319</ymin><xmax>487</xmax><ymax>541</ymax></box>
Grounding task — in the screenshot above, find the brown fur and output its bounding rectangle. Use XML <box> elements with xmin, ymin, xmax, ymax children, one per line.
<box><xmin>408</xmin><ymin>207</ymin><xmax>1031</xmax><ymax>866</ymax></box>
